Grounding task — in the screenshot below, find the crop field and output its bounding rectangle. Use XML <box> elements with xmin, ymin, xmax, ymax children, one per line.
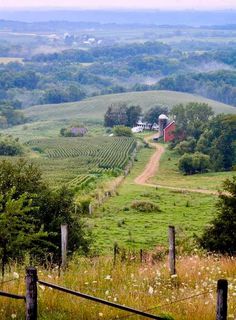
<box><xmin>26</xmin><ymin>136</ymin><xmax>136</xmax><ymax>188</ymax></box>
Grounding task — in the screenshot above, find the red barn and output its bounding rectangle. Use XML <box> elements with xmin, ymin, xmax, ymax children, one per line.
<box><xmin>164</xmin><ymin>121</ymin><xmax>176</xmax><ymax>142</ymax></box>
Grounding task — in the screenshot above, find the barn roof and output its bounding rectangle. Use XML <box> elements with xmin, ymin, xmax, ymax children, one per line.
<box><xmin>164</xmin><ymin>121</ymin><xmax>175</xmax><ymax>131</ymax></box>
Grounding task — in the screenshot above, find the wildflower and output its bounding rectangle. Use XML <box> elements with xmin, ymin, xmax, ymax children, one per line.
<box><xmin>39</xmin><ymin>285</ymin><xmax>45</xmax><ymax>291</ymax></box>
<box><xmin>105</xmin><ymin>275</ymin><xmax>112</xmax><ymax>280</ymax></box>
<box><xmin>148</xmin><ymin>286</ymin><xmax>154</xmax><ymax>295</ymax></box>
<box><xmin>98</xmin><ymin>312</ymin><xmax>103</xmax><ymax>317</ymax></box>
<box><xmin>11</xmin><ymin>314</ymin><xmax>16</xmax><ymax>319</ymax></box>
<box><xmin>105</xmin><ymin>290</ymin><xmax>109</xmax><ymax>296</ymax></box>
<box><xmin>171</xmin><ymin>274</ymin><xmax>177</xmax><ymax>279</ymax></box>
<box><xmin>13</xmin><ymin>272</ymin><xmax>19</xmax><ymax>279</ymax></box>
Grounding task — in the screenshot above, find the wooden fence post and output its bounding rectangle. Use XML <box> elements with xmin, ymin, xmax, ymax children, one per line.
<box><xmin>61</xmin><ymin>224</ymin><xmax>68</xmax><ymax>270</ymax></box>
<box><xmin>216</xmin><ymin>279</ymin><xmax>228</xmax><ymax>320</ymax></box>
<box><xmin>26</xmin><ymin>267</ymin><xmax>37</xmax><ymax>320</ymax></box>
<box><xmin>113</xmin><ymin>242</ymin><xmax>118</xmax><ymax>266</ymax></box>
<box><xmin>168</xmin><ymin>226</ymin><xmax>176</xmax><ymax>275</ymax></box>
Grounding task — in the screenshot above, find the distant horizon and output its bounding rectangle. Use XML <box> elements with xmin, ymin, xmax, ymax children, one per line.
<box><xmin>0</xmin><ymin>0</ymin><xmax>236</xmax><ymax>11</ymax></box>
<box><xmin>1</xmin><ymin>7</ymin><xmax>236</xmax><ymax>11</ymax></box>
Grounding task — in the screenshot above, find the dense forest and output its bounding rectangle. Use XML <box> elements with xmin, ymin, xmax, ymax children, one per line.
<box><xmin>0</xmin><ymin>37</ymin><xmax>235</xmax><ymax>117</ymax></box>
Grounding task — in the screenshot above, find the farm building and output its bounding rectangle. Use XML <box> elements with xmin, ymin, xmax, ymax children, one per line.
<box><xmin>163</xmin><ymin>121</ymin><xmax>176</xmax><ymax>142</ymax></box>
<box><xmin>158</xmin><ymin>114</ymin><xmax>169</xmax><ymax>136</ymax></box>
<box><xmin>136</xmin><ymin>119</ymin><xmax>159</xmax><ymax>131</ymax></box>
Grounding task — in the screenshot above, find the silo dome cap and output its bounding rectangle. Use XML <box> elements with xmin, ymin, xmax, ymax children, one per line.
<box><xmin>158</xmin><ymin>114</ymin><xmax>168</xmax><ymax>120</ymax></box>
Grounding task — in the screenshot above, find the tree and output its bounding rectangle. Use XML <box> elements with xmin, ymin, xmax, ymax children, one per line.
<box><xmin>171</xmin><ymin>102</ymin><xmax>214</xmax><ymax>142</ymax></box>
<box><xmin>0</xmin><ymin>135</ymin><xmax>23</xmax><ymax>156</ymax></box>
<box><xmin>144</xmin><ymin>105</ymin><xmax>168</xmax><ymax>124</ymax></box>
<box><xmin>178</xmin><ymin>152</ymin><xmax>210</xmax><ymax>175</ymax></box>
<box><xmin>104</xmin><ymin>103</ymin><xmax>128</xmax><ymax>127</ymax></box>
<box><xmin>113</xmin><ymin>125</ymin><xmax>133</xmax><ymax>137</ymax></box>
<box><xmin>126</xmin><ymin>105</ymin><xmax>142</xmax><ymax>127</ymax></box>
<box><xmin>199</xmin><ymin>176</ymin><xmax>236</xmax><ymax>254</ymax></box>
<box><xmin>0</xmin><ymin>188</ymin><xmax>47</xmax><ymax>276</ymax></box>
<box><xmin>197</xmin><ymin>114</ymin><xmax>236</xmax><ymax>171</ymax></box>
<box><xmin>0</xmin><ymin>160</ymin><xmax>91</xmax><ymax>268</ymax></box>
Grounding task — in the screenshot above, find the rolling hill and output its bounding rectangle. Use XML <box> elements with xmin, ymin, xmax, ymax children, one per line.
<box><xmin>25</xmin><ymin>90</ymin><xmax>236</xmax><ymax>122</ymax></box>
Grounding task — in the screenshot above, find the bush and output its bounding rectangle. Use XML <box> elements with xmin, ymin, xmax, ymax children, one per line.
<box><xmin>0</xmin><ymin>135</ymin><xmax>23</xmax><ymax>156</ymax></box>
<box><xmin>179</xmin><ymin>152</ymin><xmax>210</xmax><ymax>175</ymax></box>
<box><xmin>199</xmin><ymin>176</ymin><xmax>236</xmax><ymax>254</ymax></box>
<box><xmin>131</xmin><ymin>200</ymin><xmax>161</xmax><ymax>213</ymax></box>
<box><xmin>113</xmin><ymin>125</ymin><xmax>133</xmax><ymax>137</ymax></box>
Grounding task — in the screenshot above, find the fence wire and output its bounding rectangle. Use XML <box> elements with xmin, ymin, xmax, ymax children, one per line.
<box><xmin>111</xmin><ymin>289</ymin><xmax>214</xmax><ymax>320</ymax></box>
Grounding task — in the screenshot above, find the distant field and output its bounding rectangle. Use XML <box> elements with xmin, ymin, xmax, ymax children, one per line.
<box><xmin>25</xmin><ymin>90</ymin><xmax>236</xmax><ymax>122</ymax></box>
<box><xmin>0</xmin><ymin>57</ymin><xmax>24</xmax><ymax>64</ymax></box>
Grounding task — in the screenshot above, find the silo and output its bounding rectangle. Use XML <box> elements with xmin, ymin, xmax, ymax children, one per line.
<box><xmin>158</xmin><ymin>114</ymin><xmax>169</xmax><ymax>137</ymax></box>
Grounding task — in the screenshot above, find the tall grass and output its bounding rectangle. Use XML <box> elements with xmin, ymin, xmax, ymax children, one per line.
<box><xmin>0</xmin><ymin>254</ymin><xmax>235</xmax><ymax>319</ymax></box>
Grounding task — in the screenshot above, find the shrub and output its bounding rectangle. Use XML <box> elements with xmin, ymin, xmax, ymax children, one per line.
<box><xmin>131</xmin><ymin>200</ymin><xmax>161</xmax><ymax>213</ymax></box>
<box><xmin>199</xmin><ymin>176</ymin><xmax>236</xmax><ymax>254</ymax></box>
<box><xmin>0</xmin><ymin>135</ymin><xmax>23</xmax><ymax>156</ymax></box>
<box><xmin>178</xmin><ymin>152</ymin><xmax>210</xmax><ymax>175</ymax></box>
<box><xmin>113</xmin><ymin>125</ymin><xmax>133</xmax><ymax>137</ymax></box>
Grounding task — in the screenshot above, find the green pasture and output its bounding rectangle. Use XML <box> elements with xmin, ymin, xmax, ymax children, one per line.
<box><xmin>25</xmin><ymin>90</ymin><xmax>236</xmax><ymax>122</ymax></box>
<box><xmin>86</xmin><ymin>147</ymin><xmax>217</xmax><ymax>254</ymax></box>
<box><xmin>151</xmin><ymin>145</ymin><xmax>235</xmax><ymax>191</ymax></box>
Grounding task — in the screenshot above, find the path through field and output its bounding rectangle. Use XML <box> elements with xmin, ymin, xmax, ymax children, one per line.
<box><xmin>134</xmin><ymin>135</ymin><xmax>218</xmax><ymax>195</ymax></box>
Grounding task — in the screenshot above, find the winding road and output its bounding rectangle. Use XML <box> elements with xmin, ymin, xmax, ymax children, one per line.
<box><xmin>134</xmin><ymin>135</ymin><xmax>218</xmax><ymax>195</ymax></box>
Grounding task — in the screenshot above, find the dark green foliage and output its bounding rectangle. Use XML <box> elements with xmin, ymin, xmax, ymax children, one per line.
<box><xmin>0</xmin><ymin>135</ymin><xmax>23</xmax><ymax>156</ymax></box>
<box><xmin>178</xmin><ymin>152</ymin><xmax>210</xmax><ymax>175</ymax></box>
<box><xmin>131</xmin><ymin>200</ymin><xmax>161</xmax><ymax>213</ymax></box>
<box><xmin>171</xmin><ymin>102</ymin><xmax>214</xmax><ymax>142</ymax></box>
<box><xmin>104</xmin><ymin>103</ymin><xmax>141</xmax><ymax>128</ymax></box>
<box><xmin>113</xmin><ymin>125</ymin><xmax>133</xmax><ymax>137</ymax></box>
<box><xmin>0</xmin><ymin>188</ymin><xmax>48</xmax><ymax>276</ymax></box>
<box><xmin>197</xmin><ymin>114</ymin><xmax>236</xmax><ymax>171</ymax></box>
<box><xmin>0</xmin><ymin>105</ymin><xmax>25</xmax><ymax>128</ymax></box>
<box><xmin>199</xmin><ymin>176</ymin><xmax>236</xmax><ymax>254</ymax></box>
<box><xmin>175</xmin><ymin>138</ymin><xmax>197</xmax><ymax>155</ymax></box>
<box><xmin>0</xmin><ymin>159</ymin><xmax>91</xmax><ymax>268</ymax></box>
<box><xmin>144</xmin><ymin>105</ymin><xmax>168</xmax><ymax>124</ymax></box>
<box><xmin>158</xmin><ymin>70</ymin><xmax>236</xmax><ymax>106</ymax></box>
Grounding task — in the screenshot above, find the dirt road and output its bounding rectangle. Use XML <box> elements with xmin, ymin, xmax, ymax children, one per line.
<box><xmin>134</xmin><ymin>135</ymin><xmax>218</xmax><ymax>195</ymax></box>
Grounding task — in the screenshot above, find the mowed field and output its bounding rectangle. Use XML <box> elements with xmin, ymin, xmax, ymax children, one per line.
<box><xmin>25</xmin><ymin>90</ymin><xmax>236</xmax><ymax>122</ymax></box>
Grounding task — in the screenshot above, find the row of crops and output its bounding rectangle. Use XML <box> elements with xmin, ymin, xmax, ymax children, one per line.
<box><xmin>27</xmin><ymin>136</ymin><xmax>137</xmax><ymax>189</ymax></box>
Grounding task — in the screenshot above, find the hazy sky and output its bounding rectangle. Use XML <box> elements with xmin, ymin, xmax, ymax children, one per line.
<box><xmin>0</xmin><ymin>0</ymin><xmax>235</xmax><ymax>10</ymax></box>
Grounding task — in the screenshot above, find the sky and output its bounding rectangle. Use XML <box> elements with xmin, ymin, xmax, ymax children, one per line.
<box><xmin>0</xmin><ymin>0</ymin><xmax>235</xmax><ymax>10</ymax></box>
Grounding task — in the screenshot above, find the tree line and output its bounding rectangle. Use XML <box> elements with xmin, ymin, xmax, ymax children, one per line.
<box><xmin>170</xmin><ymin>102</ymin><xmax>236</xmax><ymax>174</ymax></box>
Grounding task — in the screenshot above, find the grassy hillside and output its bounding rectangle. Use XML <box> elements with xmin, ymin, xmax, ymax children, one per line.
<box><xmin>25</xmin><ymin>90</ymin><xmax>236</xmax><ymax>122</ymax></box>
<box><xmin>86</xmin><ymin>147</ymin><xmax>217</xmax><ymax>253</ymax></box>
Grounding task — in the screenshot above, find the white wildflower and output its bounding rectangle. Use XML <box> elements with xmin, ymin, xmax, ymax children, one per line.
<box><xmin>148</xmin><ymin>286</ymin><xmax>154</xmax><ymax>295</ymax></box>
<box><xmin>13</xmin><ymin>272</ymin><xmax>19</xmax><ymax>279</ymax></box>
<box><xmin>39</xmin><ymin>285</ymin><xmax>45</xmax><ymax>291</ymax></box>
